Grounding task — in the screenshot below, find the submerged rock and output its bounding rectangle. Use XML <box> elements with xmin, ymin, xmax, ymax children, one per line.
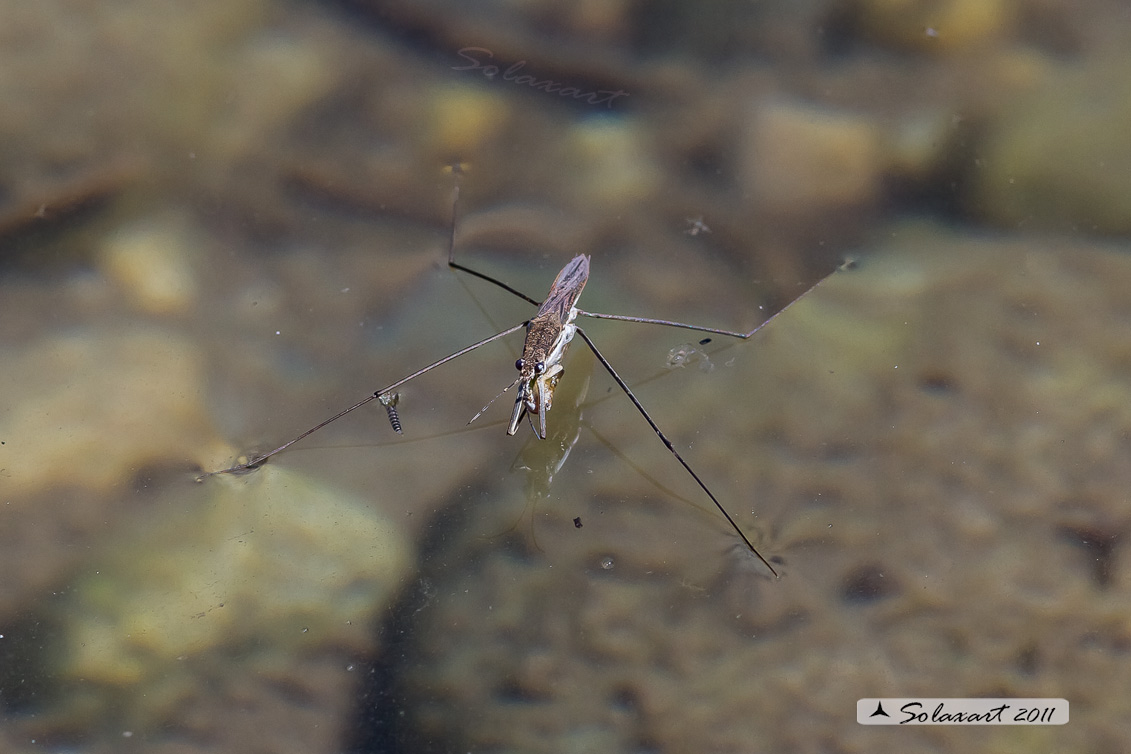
<box><xmin>53</xmin><ymin>465</ymin><xmax>412</xmax><ymax>730</ymax></box>
<box><xmin>0</xmin><ymin>326</ymin><xmax>216</xmax><ymax>498</ymax></box>
<box><xmin>971</xmin><ymin>58</ymin><xmax>1131</xmax><ymax>234</ymax></box>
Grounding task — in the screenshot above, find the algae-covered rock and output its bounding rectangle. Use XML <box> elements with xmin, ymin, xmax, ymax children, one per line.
<box><xmin>98</xmin><ymin>213</ymin><xmax>202</xmax><ymax>316</ymax></box>
<box><xmin>971</xmin><ymin>58</ymin><xmax>1131</xmax><ymax>234</ymax></box>
<box><xmin>742</xmin><ymin>98</ymin><xmax>883</xmax><ymax>216</ymax></box>
<box><xmin>0</xmin><ymin>326</ymin><xmax>217</xmax><ymax>498</ymax></box>
<box><xmin>565</xmin><ymin>117</ymin><xmax>663</xmax><ymax>209</ymax></box>
<box><xmin>54</xmin><ymin>465</ymin><xmax>412</xmax><ymax>726</ymax></box>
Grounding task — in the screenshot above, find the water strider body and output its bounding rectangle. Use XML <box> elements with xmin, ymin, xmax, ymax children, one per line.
<box><xmin>500</xmin><ymin>254</ymin><xmax>587</xmax><ymax>439</ymax></box>
<box><xmin>204</xmin><ymin>171</ymin><xmax>846</xmax><ymax>577</ymax></box>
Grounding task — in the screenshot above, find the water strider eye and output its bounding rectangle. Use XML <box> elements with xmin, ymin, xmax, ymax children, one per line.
<box><xmin>534</xmin><ymin>361</ymin><xmax>546</xmax><ymax>374</ymax></box>
<box><xmin>515</xmin><ymin>358</ymin><xmax>525</xmax><ymax>371</ymax></box>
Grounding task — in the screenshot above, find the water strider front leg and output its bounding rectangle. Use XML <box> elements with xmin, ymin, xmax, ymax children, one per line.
<box><xmin>575</xmin><ymin>259</ymin><xmax>850</xmax><ymax>341</ymax></box>
<box><xmin>201</xmin><ymin>321</ymin><xmax>529</xmax><ymax>478</ymax></box>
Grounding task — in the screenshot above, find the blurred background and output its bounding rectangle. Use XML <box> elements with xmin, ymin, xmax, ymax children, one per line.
<box><xmin>1</xmin><ymin>0</ymin><xmax>1130</xmax><ymax>752</ymax></box>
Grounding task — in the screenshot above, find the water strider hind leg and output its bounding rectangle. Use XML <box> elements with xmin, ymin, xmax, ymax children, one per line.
<box><xmin>574</xmin><ymin>327</ymin><xmax>779</xmax><ymax>577</ymax></box>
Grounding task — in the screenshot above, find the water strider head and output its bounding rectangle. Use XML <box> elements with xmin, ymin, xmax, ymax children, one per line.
<box><xmin>507</xmin><ymin>316</ymin><xmax>571</xmax><ymax>438</ymax></box>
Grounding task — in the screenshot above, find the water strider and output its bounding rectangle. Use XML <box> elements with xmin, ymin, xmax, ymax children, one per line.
<box><xmin>204</xmin><ymin>167</ymin><xmax>847</xmax><ymax>576</ymax></box>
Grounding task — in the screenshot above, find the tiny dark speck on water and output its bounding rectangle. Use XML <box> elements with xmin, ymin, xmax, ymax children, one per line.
<box><xmin>573</xmin><ymin>517</ymin><xmax>583</xmax><ymax>528</ymax></box>
<box><xmin>698</xmin><ymin>337</ymin><xmax>711</xmax><ymax>345</ymax></box>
